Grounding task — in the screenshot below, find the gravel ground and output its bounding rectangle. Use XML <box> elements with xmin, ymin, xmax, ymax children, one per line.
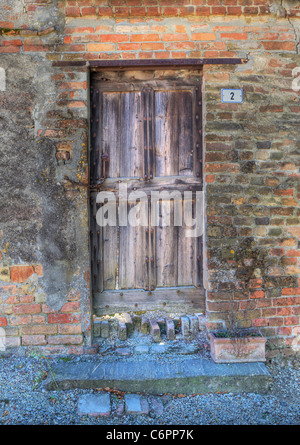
<box><xmin>0</xmin><ymin>353</ymin><xmax>299</xmax><ymax>425</ymax></box>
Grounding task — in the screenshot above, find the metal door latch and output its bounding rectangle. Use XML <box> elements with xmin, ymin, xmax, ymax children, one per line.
<box><xmin>101</xmin><ymin>152</ymin><xmax>109</xmax><ymax>179</ymax></box>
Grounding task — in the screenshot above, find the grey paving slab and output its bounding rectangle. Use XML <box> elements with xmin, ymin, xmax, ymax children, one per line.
<box><xmin>125</xmin><ymin>394</ymin><xmax>149</xmax><ymax>415</ymax></box>
<box><xmin>77</xmin><ymin>393</ymin><xmax>111</xmax><ymax>417</ymax></box>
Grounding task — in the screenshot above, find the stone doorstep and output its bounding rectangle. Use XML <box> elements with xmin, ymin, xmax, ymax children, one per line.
<box><xmin>46</xmin><ymin>358</ymin><xmax>271</xmax><ymax>395</ymax></box>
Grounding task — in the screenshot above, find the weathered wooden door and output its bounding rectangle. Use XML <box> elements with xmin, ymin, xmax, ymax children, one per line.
<box><xmin>90</xmin><ymin>69</ymin><xmax>204</xmax><ymax>315</ymax></box>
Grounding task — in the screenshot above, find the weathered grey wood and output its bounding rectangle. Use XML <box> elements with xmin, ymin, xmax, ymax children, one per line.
<box><xmin>149</xmin><ymin>224</ymin><xmax>156</xmax><ymax>291</ymax></box>
<box><xmin>156</xmin><ymin>200</ymin><xmax>178</xmax><ymax>287</ymax></box>
<box><xmin>148</xmin><ymin>88</ymin><xmax>154</xmax><ymax>180</ymax></box>
<box><xmin>91</xmin><ymin>69</ymin><xmax>204</xmax><ymax>314</ymax></box>
<box><xmin>102</xmin><ymin>223</ymin><xmax>118</xmax><ymax>290</ymax></box>
<box><xmin>90</xmin><ymin>86</ymin><xmax>97</xmax><ymax>181</ymax></box>
<box><xmin>90</xmin><ymin>193</ymin><xmax>104</xmax><ymax>293</ymax></box>
<box><xmin>94</xmin><ymin>286</ymin><xmax>205</xmax><ymax>316</ymax></box>
<box><xmin>142</xmin><ymin>88</ymin><xmax>149</xmax><ymax>180</ymax></box>
<box><xmin>120</xmin><ymin>91</ymin><xmax>144</xmax><ymax>178</ymax></box>
<box><xmin>178</xmin><ymin>219</ymin><xmax>195</xmax><ymax>286</ymax></box>
<box><xmin>119</xmin><ymin>206</ymin><xmax>147</xmax><ymax>289</ymax></box>
<box><xmin>178</xmin><ymin>90</ymin><xmax>194</xmax><ymax>176</ymax></box>
<box><xmin>99</xmin><ymin>176</ymin><xmax>201</xmax><ymax>193</ymax></box>
<box><xmin>96</xmin><ymin>222</ymin><xmax>104</xmax><ymax>293</ymax></box>
<box><xmin>155</xmin><ymin>90</ymin><xmax>179</xmax><ymax>177</ymax></box>
<box><xmin>194</xmin><ymin>232</ymin><xmax>203</xmax><ymax>288</ymax></box>
<box><xmin>102</xmin><ymin>92</ymin><xmax>120</xmax><ymax>178</ymax></box>
<box><xmin>193</xmin><ymin>85</ymin><xmax>202</xmax><ymax>178</ymax></box>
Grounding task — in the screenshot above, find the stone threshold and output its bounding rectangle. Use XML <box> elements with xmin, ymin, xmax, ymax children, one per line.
<box><xmin>45</xmin><ymin>357</ymin><xmax>271</xmax><ymax>395</ymax></box>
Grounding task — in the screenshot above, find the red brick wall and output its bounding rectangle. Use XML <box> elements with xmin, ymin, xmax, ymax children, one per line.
<box><xmin>0</xmin><ymin>265</ymin><xmax>88</xmax><ymax>353</ymax></box>
<box><xmin>63</xmin><ymin>0</ymin><xmax>299</xmax><ymax>19</ymax></box>
<box><xmin>8</xmin><ymin>0</ymin><xmax>293</xmax><ymax>21</ymax></box>
<box><xmin>0</xmin><ymin>0</ymin><xmax>299</xmax><ymax>358</ymax></box>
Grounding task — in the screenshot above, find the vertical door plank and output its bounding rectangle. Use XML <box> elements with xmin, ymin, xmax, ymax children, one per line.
<box><xmin>102</xmin><ymin>92</ymin><xmax>120</xmax><ymax>178</ymax></box>
<box><xmin>178</xmin><ymin>91</ymin><xmax>194</xmax><ymax>176</ymax></box>
<box><xmin>96</xmin><ymin>224</ymin><xmax>104</xmax><ymax>293</ymax></box>
<box><xmin>193</xmin><ymin>85</ymin><xmax>202</xmax><ymax>180</ymax></box>
<box><xmin>155</xmin><ymin>199</ymin><xmax>178</xmax><ymax>287</ymax></box>
<box><xmin>120</xmin><ymin>91</ymin><xmax>144</xmax><ymax>178</ymax></box>
<box><xmin>91</xmin><ymin>88</ymin><xmax>101</xmax><ymax>182</ymax></box>
<box><xmin>154</xmin><ymin>91</ymin><xmax>179</xmax><ymax>177</ymax></box>
<box><xmin>148</xmin><ymin>88</ymin><xmax>154</xmax><ymax>180</ymax></box>
<box><xmin>193</xmin><ymin>229</ymin><xmax>203</xmax><ymax>289</ymax></box>
<box><xmin>102</xmin><ymin>223</ymin><xmax>118</xmax><ymax>290</ymax></box>
<box><xmin>119</xmin><ymin>202</ymin><xmax>147</xmax><ymax>289</ymax></box>
<box><xmin>149</xmin><ymin>207</ymin><xmax>156</xmax><ymax>291</ymax></box>
<box><xmin>142</xmin><ymin>88</ymin><xmax>148</xmax><ymax>180</ymax></box>
<box><xmin>90</xmin><ymin>193</ymin><xmax>104</xmax><ymax>293</ymax></box>
<box><xmin>178</xmin><ymin>219</ymin><xmax>195</xmax><ymax>286</ymax></box>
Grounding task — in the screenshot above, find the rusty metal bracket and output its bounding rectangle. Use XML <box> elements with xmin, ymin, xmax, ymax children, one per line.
<box><xmin>63</xmin><ymin>176</ymin><xmax>105</xmax><ymax>191</ymax></box>
<box><xmin>101</xmin><ymin>152</ymin><xmax>109</xmax><ymax>180</ymax></box>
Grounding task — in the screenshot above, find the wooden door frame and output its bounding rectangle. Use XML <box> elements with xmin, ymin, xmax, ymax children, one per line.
<box><xmin>89</xmin><ymin>62</ymin><xmax>205</xmax><ymax>316</ymax></box>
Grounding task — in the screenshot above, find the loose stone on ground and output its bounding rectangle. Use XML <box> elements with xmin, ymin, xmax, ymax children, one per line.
<box><xmin>77</xmin><ymin>393</ymin><xmax>111</xmax><ymax>417</ymax></box>
<box><xmin>124</xmin><ymin>394</ymin><xmax>149</xmax><ymax>415</ymax></box>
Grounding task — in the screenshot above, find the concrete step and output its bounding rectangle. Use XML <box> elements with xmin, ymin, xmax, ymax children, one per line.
<box><xmin>45</xmin><ymin>357</ymin><xmax>271</xmax><ymax>395</ymax></box>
